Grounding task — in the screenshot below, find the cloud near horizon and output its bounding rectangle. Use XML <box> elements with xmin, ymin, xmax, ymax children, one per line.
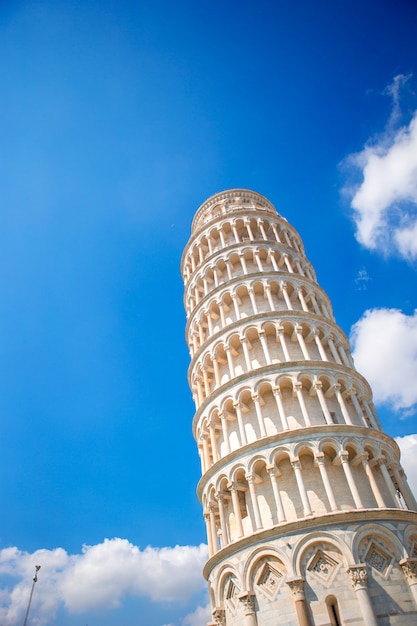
<box><xmin>343</xmin><ymin>75</ymin><xmax>417</xmax><ymax>260</ymax></box>
<box><xmin>1</xmin><ymin>435</ymin><xmax>416</xmax><ymax>626</ymax></box>
<box><xmin>0</xmin><ymin>539</ymin><xmax>207</xmax><ymax>626</ymax></box>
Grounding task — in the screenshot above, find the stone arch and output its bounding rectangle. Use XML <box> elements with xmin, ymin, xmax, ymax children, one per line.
<box><xmin>216</xmin><ymin>564</ymin><xmax>242</xmax><ymax>610</ymax></box>
<box><xmin>404</xmin><ymin>524</ymin><xmax>417</xmax><ymax>557</ymax></box>
<box><xmin>293</xmin><ymin>532</ymin><xmax>352</xmax><ymax>577</ymax></box>
<box><xmin>318</xmin><ymin>437</ymin><xmax>341</xmax><ymax>456</ymax></box>
<box><xmin>244</xmin><ymin>547</ymin><xmax>290</xmax><ymax>597</ymax></box>
<box><xmin>353</xmin><ymin>523</ymin><xmax>407</xmax><ymax>563</ymax></box>
<box><xmin>353</xmin><ymin>524</ymin><xmax>412</xmax><ymax>619</ymax></box>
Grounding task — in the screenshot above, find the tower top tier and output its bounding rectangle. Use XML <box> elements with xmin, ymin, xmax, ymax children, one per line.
<box><xmin>191</xmin><ymin>188</ymin><xmax>283</xmax><ymax>233</ymax></box>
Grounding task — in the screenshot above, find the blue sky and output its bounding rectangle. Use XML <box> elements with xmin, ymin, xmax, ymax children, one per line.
<box><xmin>0</xmin><ymin>1</ymin><xmax>417</xmax><ymax>624</ymax></box>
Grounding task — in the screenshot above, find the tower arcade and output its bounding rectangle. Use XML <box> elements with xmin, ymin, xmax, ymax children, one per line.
<box><xmin>181</xmin><ymin>189</ymin><xmax>417</xmax><ymax>626</ymax></box>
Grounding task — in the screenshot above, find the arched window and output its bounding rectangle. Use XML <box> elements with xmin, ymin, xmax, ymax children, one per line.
<box><xmin>326</xmin><ymin>595</ymin><xmax>342</xmax><ymax>626</ymax></box>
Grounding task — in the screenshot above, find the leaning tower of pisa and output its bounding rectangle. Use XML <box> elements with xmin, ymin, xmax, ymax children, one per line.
<box><xmin>181</xmin><ymin>189</ymin><xmax>417</xmax><ymax>626</ymax></box>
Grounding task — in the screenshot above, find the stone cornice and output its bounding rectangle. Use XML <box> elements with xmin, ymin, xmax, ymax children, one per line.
<box><xmin>202</xmin><ymin>508</ymin><xmax>417</xmax><ymax>580</ymax></box>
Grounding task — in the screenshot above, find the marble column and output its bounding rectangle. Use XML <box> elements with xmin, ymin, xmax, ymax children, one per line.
<box><xmin>347</xmin><ymin>565</ymin><xmax>377</xmax><ymax>626</ymax></box>
<box><xmin>286</xmin><ymin>578</ymin><xmax>312</xmax><ymax>626</ymax></box>
<box><xmin>239</xmin><ymin>593</ymin><xmax>258</xmax><ymax>626</ymax></box>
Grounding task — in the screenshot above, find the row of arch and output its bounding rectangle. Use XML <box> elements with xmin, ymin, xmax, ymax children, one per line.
<box><xmin>184</xmin><ymin>246</ymin><xmax>316</xmax><ymax>315</ymax></box>
<box><xmin>208</xmin><ymin>524</ymin><xmax>417</xmax><ymax>625</ymax></box>
<box><xmin>201</xmin><ymin>437</ymin><xmax>416</xmax><ymax>556</ymax></box>
<box><xmin>194</xmin><ymin>372</ymin><xmax>377</xmax><ymax>465</ymax></box>
<box><xmin>183</xmin><ymin>214</ymin><xmax>304</xmax><ymax>283</ymax></box>
<box><xmin>190</xmin><ymin>318</ymin><xmax>353</xmax><ymax>404</ymax></box>
<box><xmin>186</xmin><ymin>278</ymin><xmax>334</xmax><ymax>350</ymax></box>
<box><xmin>192</xmin><ymin>193</ymin><xmax>277</xmax><ymax>232</ymax></box>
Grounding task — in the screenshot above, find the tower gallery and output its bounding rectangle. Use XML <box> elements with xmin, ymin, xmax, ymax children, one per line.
<box><xmin>181</xmin><ymin>190</ymin><xmax>417</xmax><ymax>626</ymax></box>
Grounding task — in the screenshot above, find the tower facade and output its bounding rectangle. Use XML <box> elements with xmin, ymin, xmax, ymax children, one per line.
<box><xmin>181</xmin><ymin>189</ymin><xmax>417</xmax><ymax>626</ymax></box>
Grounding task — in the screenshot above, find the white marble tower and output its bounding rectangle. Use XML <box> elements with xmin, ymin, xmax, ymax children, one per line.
<box><xmin>181</xmin><ymin>189</ymin><xmax>417</xmax><ymax>626</ymax></box>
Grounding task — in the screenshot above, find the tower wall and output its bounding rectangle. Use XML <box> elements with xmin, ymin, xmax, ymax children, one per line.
<box><xmin>181</xmin><ymin>190</ymin><xmax>417</xmax><ymax>626</ymax></box>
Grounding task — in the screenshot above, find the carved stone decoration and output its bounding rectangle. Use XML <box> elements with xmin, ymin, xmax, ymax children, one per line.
<box><xmin>365</xmin><ymin>543</ymin><xmax>391</xmax><ymax>576</ymax></box>
<box><xmin>307</xmin><ymin>549</ymin><xmax>339</xmax><ymax>584</ymax></box>
<box><xmin>212</xmin><ymin>608</ymin><xmax>226</xmax><ymax>626</ymax></box>
<box><xmin>400</xmin><ymin>558</ymin><xmax>417</xmax><ymax>583</ymax></box>
<box><xmin>348</xmin><ymin>565</ymin><xmax>368</xmax><ymax>589</ymax></box>
<box><xmin>256</xmin><ymin>562</ymin><xmax>283</xmax><ymax>600</ymax></box>
<box><xmin>239</xmin><ymin>592</ymin><xmax>256</xmax><ymax>614</ymax></box>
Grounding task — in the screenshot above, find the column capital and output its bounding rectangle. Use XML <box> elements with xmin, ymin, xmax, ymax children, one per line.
<box><xmin>314</xmin><ymin>380</ymin><xmax>323</xmax><ymax>391</ymax></box>
<box><xmin>272</xmin><ymin>386</ymin><xmax>281</xmax><ymax>396</ymax></box>
<box><xmin>251</xmin><ymin>392</ymin><xmax>260</xmax><ymax>402</ymax></box>
<box><xmin>400</xmin><ymin>558</ymin><xmax>417</xmax><ymax>583</ymax></box>
<box><xmin>286</xmin><ymin>577</ymin><xmax>305</xmax><ymax>598</ymax></box>
<box><xmin>339</xmin><ymin>450</ymin><xmax>349</xmax><ymax>463</ymax></box>
<box><xmin>293</xmin><ymin>382</ymin><xmax>303</xmax><ymax>392</ymax></box>
<box><xmin>291</xmin><ymin>459</ymin><xmax>301</xmax><ymax>470</ymax></box>
<box><xmin>211</xmin><ymin>608</ymin><xmax>225</xmax><ymax>626</ymax></box>
<box><xmin>371</xmin><ymin>456</ymin><xmax>384</xmax><ymax>469</ymax></box>
<box><xmin>208</xmin><ymin>416</ymin><xmax>217</xmax><ymax>428</ymax></box>
<box><xmin>238</xmin><ymin>592</ymin><xmax>256</xmax><ymax>613</ymax></box>
<box><xmin>245</xmin><ymin>471</ymin><xmax>254</xmax><ymax>482</ymax></box>
<box><xmin>280</xmin><ymin>281</ymin><xmax>288</xmax><ymax>291</ymax></box>
<box><xmin>347</xmin><ymin>564</ymin><xmax>368</xmax><ymax>589</ymax></box>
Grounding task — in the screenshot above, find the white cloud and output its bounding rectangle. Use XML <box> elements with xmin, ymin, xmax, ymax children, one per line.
<box><xmin>343</xmin><ymin>75</ymin><xmax>417</xmax><ymax>260</ymax></box>
<box><xmin>182</xmin><ymin>602</ymin><xmax>211</xmax><ymax>626</ymax></box>
<box><xmin>0</xmin><ymin>539</ymin><xmax>207</xmax><ymax>625</ymax></box>
<box><xmin>350</xmin><ymin>308</ymin><xmax>417</xmax><ymax>411</ymax></box>
<box><xmin>396</xmin><ymin>434</ymin><xmax>417</xmax><ymax>497</ymax></box>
